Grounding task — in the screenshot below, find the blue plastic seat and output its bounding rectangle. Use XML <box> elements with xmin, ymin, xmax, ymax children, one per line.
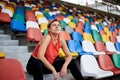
<box><xmin>67</xmin><ymin>40</ymin><xmax>93</xmax><ymax>56</ymax></box>
<box><xmin>71</xmin><ymin>32</ymin><xmax>83</xmax><ymax>42</ymax></box>
<box><xmin>10</xmin><ymin>19</ymin><xmax>26</xmax><ymax>32</ymax></box>
<box><xmin>114</xmin><ymin>42</ymin><xmax>120</xmax><ymax>51</ymax></box>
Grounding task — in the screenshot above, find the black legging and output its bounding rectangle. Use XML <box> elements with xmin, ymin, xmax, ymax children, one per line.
<box><xmin>26</xmin><ymin>56</ymin><xmax>84</xmax><ymax>80</ymax></box>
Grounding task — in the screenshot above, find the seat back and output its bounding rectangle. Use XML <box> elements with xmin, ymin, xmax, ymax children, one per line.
<box><xmin>0</xmin><ymin>58</ymin><xmax>26</xmax><ymax>80</ymax></box>
<box><xmin>112</xmin><ymin>54</ymin><xmax>120</xmax><ymax>68</ymax></box>
<box><xmin>27</xmin><ymin>28</ymin><xmax>43</xmax><ymax>42</ymax></box>
<box><xmin>60</xmin><ymin>31</ymin><xmax>71</xmax><ymax>41</ymax></box>
<box><xmin>71</xmin><ymin>32</ymin><xmax>83</xmax><ymax>42</ymax></box>
<box><xmin>81</xmin><ymin>55</ymin><xmax>102</xmax><ymax>77</ymax></box>
<box><xmin>67</xmin><ymin>40</ymin><xmax>83</xmax><ymax>52</ymax></box>
<box><xmin>83</xmin><ymin>33</ymin><xmax>94</xmax><ymax>43</ymax></box>
<box><xmin>98</xmin><ymin>54</ymin><xmax>114</xmax><ymax>71</ymax></box>
<box><xmin>82</xmin><ymin>40</ymin><xmax>96</xmax><ymax>52</ymax></box>
<box><xmin>101</xmin><ymin>34</ymin><xmax>110</xmax><ymax>43</ymax></box>
<box><xmin>114</xmin><ymin>42</ymin><xmax>120</xmax><ymax>51</ymax></box>
<box><xmin>64</xmin><ymin>26</ymin><xmax>74</xmax><ymax>34</ymax></box>
<box><xmin>109</xmin><ymin>35</ymin><xmax>117</xmax><ymax>43</ymax></box>
<box><xmin>98</xmin><ymin>54</ymin><xmax>120</xmax><ymax>75</ymax></box>
<box><xmin>105</xmin><ymin>42</ymin><xmax>117</xmax><ymax>52</ymax></box>
<box><xmin>94</xmin><ymin>41</ymin><xmax>106</xmax><ymax>52</ymax></box>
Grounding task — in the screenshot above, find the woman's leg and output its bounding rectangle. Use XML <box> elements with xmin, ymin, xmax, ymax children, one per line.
<box><xmin>26</xmin><ymin>56</ymin><xmax>44</xmax><ymax>80</ymax></box>
<box><xmin>68</xmin><ymin>59</ymin><xmax>84</xmax><ymax>80</ymax></box>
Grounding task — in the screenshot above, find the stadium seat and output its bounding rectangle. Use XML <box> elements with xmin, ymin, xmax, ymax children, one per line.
<box><xmin>74</xmin><ymin>26</ymin><xmax>83</xmax><ymax>35</ymax></box>
<box><xmin>10</xmin><ymin>19</ymin><xmax>26</xmax><ymax>32</ymax></box>
<box><xmin>83</xmin><ymin>33</ymin><xmax>94</xmax><ymax>43</ymax></box>
<box><xmin>27</xmin><ymin>28</ymin><xmax>43</xmax><ymax>42</ymax></box>
<box><xmin>67</xmin><ymin>40</ymin><xmax>92</xmax><ymax>55</ymax></box>
<box><xmin>0</xmin><ymin>58</ymin><xmax>26</xmax><ymax>80</ymax></box>
<box><xmin>64</xmin><ymin>26</ymin><xmax>74</xmax><ymax>34</ymax></box>
<box><xmin>60</xmin><ymin>31</ymin><xmax>71</xmax><ymax>41</ymax></box>
<box><xmin>117</xmin><ymin>36</ymin><xmax>120</xmax><ymax>42</ymax></box>
<box><xmin>0</xmin><ymin>52</ymin><xmax>5</xmax><ymax>59</ymax></box>
<box><xmin>80</xmin><ymin>55</ymin><xmax>113</xmax><ymax>79</ymax></box>
<box><xmin>112</xmin><ymin>54</ymin><xmax>120</xmax><ymax>68</ymax></box>
<box><xmin>71</xmin><ymin>32</ymin><xmax>83</xmax><ymax>42</ymax></box>
<box><xmin>26</xmin><ymin>21</ymin><xmax>39</xmax><ymax>29</ymax></box>
<box><xmin>109</xmin><ymin>35</ymin><xmax>117</xmax><ymax>43</ymax></box>
<box><xmin>58</xmin><ymin>48</ymin><xmax>78</xmax><ymax>58</ymax></box>
<box><xmin>98</xmin><ymin>54</ymin><xmax>120</xmax><ymax>75</ymax></box>
<box><xmin>114</xmin><ymin>42</ymin><xmax>120</xmax><ymax>51</ymax></box>
<box><xmin>105</xmin><ymin>42</ymin><xmax>120</xmax><ymax>54</ymax></box>
<box><xmin>82</xmin><ymin>40</ymin><xmax>105</xmax><ymax>55</ymax></box>
<box><xmin>0</xmin><ymin>12</ymin><xmax>11</xmax><ymax>22</ymax></box>
<box><xmin>101</xmin><ymin>34</ymin><xmax>110</xmax><ymax>43</ymax></box>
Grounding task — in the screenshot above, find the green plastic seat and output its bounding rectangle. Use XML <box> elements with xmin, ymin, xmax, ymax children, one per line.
<box><xmin>60</xmin><ymin>20</ymin><xmax>67</xmax><ymax>29</ymax></box>
<box><xmin>92</xmin><ymin>34</ymin><xmax>102</xmax><ymax>42</ymax></box>
<box><xmin>43</xmin><ymin>29</ymin><xmax>48</xmax><ymax>35</ymax></box>
<box><xmin>13</xmin><ymin>14</ymin><xmax>25</xmax><ymax>23</ymax></box>
<box><xmin>71</xmin><ymin>19</ymin><xmax>77</xmax><ymax>24</ymax></box>
<box><xmin>112</xmin><ymin>54</ymin><xmax>120</xmax><ymax>68</ymax></box>
<box><xmin>92</xmin><ymin>30</ymin><xmax>99</xmax><ymax>35</ymax></box>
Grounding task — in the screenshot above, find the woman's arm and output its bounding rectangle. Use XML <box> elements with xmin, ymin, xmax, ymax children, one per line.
<box><xmin>60</xmin><ymin>38</ymin><xmax>72</xmax><ymax>78</ymax></box>
<box><xmin>37</xmin><ymin>35</ymin><xmax>57</xmax><ymax>75</ymax></box>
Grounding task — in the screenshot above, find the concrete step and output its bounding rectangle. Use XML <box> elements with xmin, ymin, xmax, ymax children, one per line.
<box><xmin>5</xmin><ymin>52</ymin><xmax>32</xmax><ymax>62</ymax></box>
<box><xmin>25</xmin><ymin>71</ymin><xmax>74</xmax><ymax>80</ymax></box>
<box><xmin>0</xmin><ymin>34</ymin><xmax>11</xmax><ymax>39</ymax></box>
<box><xmin>0</xmin><ymin>30</ymin><xmax>4</xmax><ymax>34</ymax></box>
<box><xmin>0</xmin><ymin>46</ymin><xmax>28</xmax><ymax>53</ymax></box>
<box><xmin>0</xmin><ymin>40</ymin><xmax>19</xmax><ymax>46</ymax></box>
<box><xmin>5</xmin><ymin>52</ymin><xmax>32</xmax><ymax>72</ymax></box>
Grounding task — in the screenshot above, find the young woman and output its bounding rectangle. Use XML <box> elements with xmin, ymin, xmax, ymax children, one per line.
<box><xmin>26</xmin><ymin>19</ymin><xmax>84</xmax><ymax>80</ymax></box>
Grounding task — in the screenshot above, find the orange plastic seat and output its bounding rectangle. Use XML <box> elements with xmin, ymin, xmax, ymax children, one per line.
<box><xmin>98</xmin><ymin>54</ymin><xmax>120</xmax><ymax>75</ymax></box>
<box><xmin>0</xmin><ymin>58</ymin><xmax>26</xmax><ymax>80</ymax></box>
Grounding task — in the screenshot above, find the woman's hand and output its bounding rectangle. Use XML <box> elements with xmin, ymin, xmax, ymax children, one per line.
<box><xmin>52</xmin><ymin>70</ymin><xmax>58</xmax><ymax>80</ymax></box>
<box><xmin>60</xmin><ymin>66</ymin><xmax>67</xmax><ymax>78</ymax></box>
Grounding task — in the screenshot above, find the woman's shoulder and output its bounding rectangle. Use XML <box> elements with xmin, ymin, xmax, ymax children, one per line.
<box><xmin>38</xmin><ymin>34</ymin><xmax>51</xmax><ymax>45</ymax></box>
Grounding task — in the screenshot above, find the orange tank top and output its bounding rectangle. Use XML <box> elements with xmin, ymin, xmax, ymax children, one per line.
<box><xmin>32</xmin><ymin>34</ymin><xmax>60</xmax><ymax>64</ymax></box>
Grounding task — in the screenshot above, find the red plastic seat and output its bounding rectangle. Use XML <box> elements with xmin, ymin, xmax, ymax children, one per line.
<box><xmin>109</xmin><ymin>35</ymin><xmax>117</xmax><ymax>43</ymax></box>
<box><xmin>0</xmin><ymin>58</ymin><xmax>26</xmax><ymax>80</ymax></box>
<box><xmin>60</xmin><ymin>31</ymin><xmax>71</xmax><ymax>41</ymax></box>
<box><xmin>27</xmin><ymin>28</ymin><xmax>43</xmax><ymax>42</ymax></box>
<box><xmin>98</xmin><ymin>54</ymin><xmax>120</xmax><ymax>75</ymax></box>
<box><xmin>0</xmin><ymin>12</ymin><xmax>11</xmax><ymax>22</ymax></box>
<box><xmin>94</xmin><ymin>41</ymin><xmax>114</xmax><ymax>55</ymax></box>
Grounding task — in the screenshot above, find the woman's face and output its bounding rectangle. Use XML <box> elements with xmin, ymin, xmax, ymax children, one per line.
<box><xmin>49</xmin><ymin>21</ymin><xmax>61</xmax><ymax>34</ymax></box>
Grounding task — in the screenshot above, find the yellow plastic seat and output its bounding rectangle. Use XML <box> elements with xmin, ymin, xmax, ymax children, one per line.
<box><xmin>6</xmin><ymin>6</ymin><xmax>14</xmax><ymax>14</ymax></box>
<box><xmin>68</xmin><ymin>22</ymin><xmax>76</xmax><ymax>29</ymax></box>
<box><xmin>37</xmin><ymin>3</ymin><xmax>42</xmax><ymax>7</ymax></box>
<box><xmin>36</xmin><ymin>14</ymin><xmax>45</xmax><ymax>19</ymax></box>
<box><xmin>9</xmin><ymin>2</ymin><xmax>16</xmax><ymax>7</ymax></box>
<box><xmin>40</xmin><ymin>23</ymin><xmax>48</xmax><ymax>31</ymax></box>
<box><xmin>83</xmin><ymin>33</ymin><xmax>95</xmax><ymax>43</ymax></box>
<box><xmin>67</xmin><ymin>15</ymin><xmax>73</xmax><ymax>21</ymax></box>
<box><xmin>58</xmin><ymin>7</ymin><xmax>63</xmax><ymax>11</ymax></box>
<box><xmin>103</xmin><ymin>27</ymin><xmax>109</xmax><ymax>32</ymax></box>
<box><xmin>106</xmin><ymin>31</ymin><xmax>112</xmax><ymax>37</ymax></box>
<box><xmin>45</xmin><ymin>8</ymin><xmax>50</xmax><ymax>12</ymax></box>
<box><xmin>58</xmin><ymin>48</ymin><xmax>78</xmax><ymax>58</ymax></box>
<box><xmin>101</xmin><ymin>34</ymin><xmax>110</xmax><ymax>43</ymax></box>
<box><xmin>0</xmin><ymin>52</ymin><xmax>5</xmax><ymax>58</ymax></box>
